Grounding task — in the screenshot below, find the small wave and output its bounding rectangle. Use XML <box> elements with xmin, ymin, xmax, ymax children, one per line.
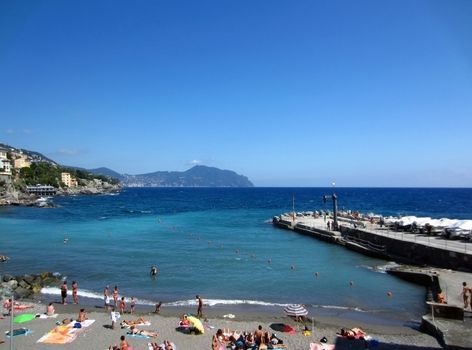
<box><xmin>140</xmin><ymin>210</ymin><xmax>152</xmax><ymax>214</ymax></box>
<box><xmin>374</xmin><ymin>261</ymin><xmax>401</xmax><ymax>274</ymax></box>
<box><xmin>316</xmin><ymin>304</ymin><xmax>366</xmax><ymax>312</ymax></box>
<box><xmin>40</xmin><ymin>287</ymin><xmax>157</xmax><ymax>306</ymax></box>
<box><xmin>166</xmin><ymin>299</ymin><xmax>291</xmax><ymax>307</ymax></box>
<box><xmin>99</xmin><ymin>216</ymin><xmax>108</xmax><ymax>220</ymax></box>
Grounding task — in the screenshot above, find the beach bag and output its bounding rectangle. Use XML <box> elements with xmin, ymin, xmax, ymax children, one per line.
<box><xmin>73</xmin><ymin>322</ymin><xmax>82</xmax><ymax>328</ymax></box>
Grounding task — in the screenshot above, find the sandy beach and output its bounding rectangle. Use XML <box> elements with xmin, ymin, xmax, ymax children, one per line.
<box><xmin>0</xmin><ymin>302</ymin><xmax>442</xmax><ymax>350</ymax></box>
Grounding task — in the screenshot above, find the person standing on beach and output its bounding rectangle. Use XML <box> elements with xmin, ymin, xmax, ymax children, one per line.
<box><xmin>72</xmin><ymin>280</ymin><xmax>78</xmax><ymax>304</ymax></box>
<box><xmin>119</xmin><ymin>297</ymin><xmax>126</xmax><ymax>314</ymax></box>
<box><xmin>112</xmin><ymin>285</ymin><xmax>119</xmax><ymax>307</ymax></box>
<box><xmin>104</xmin><ymin>285</ymin><xmax>110</xmax><ymax>308</ymax></box>
<box><xmin>60</xmin><ymin>281</ymin><xmax>68</xmax><ymax>305</ymax></box>
<box><xmin>110</xmin><ymin>307</ymin><xmax>120</xmax><ymax>330</ymax></box>
<box><xmin>196</xmin><ymin>295</ymin><xmax>203</xmax><ymax>318</ymax></box>
<box><xmin>130</xmin><ymin>296</ymin><xmax>136</xmax><ymax>314</ymax></box>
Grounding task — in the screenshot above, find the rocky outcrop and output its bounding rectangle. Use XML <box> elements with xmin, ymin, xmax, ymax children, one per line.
<box><xmin>0</xmin><ymin>272</ymin><xmax>62</xmax><ymax>300</ymax></box>
<box><xmin>0</xmin><ymin>177</ymin><xmax>40</xmax><ymax>206</ymax></box>
<box><xmin>57</xmin><ymin>178</ymin><xmax>121</xmax><ymax>195</ymax></box>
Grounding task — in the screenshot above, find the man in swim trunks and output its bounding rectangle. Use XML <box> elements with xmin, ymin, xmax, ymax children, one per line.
<box><xmin>60</xmin><ymin>281</ymin><xmax>68</xmax><ymax>304</ymax></box>
<box><xmin>196</xmin><ymin>295</ymin><xmax>203</xmax><ymax>318</ymax></box>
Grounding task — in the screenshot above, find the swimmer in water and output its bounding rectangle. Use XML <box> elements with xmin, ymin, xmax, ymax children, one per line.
<box><xmin>150</xmin><ymin>265</ymin><xmax>158</xmax><ymax>276</ymax></box>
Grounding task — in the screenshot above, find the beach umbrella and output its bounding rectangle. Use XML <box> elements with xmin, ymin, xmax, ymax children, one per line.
<box><xmin>186</xmin><ymin>315</ymin><xmax>204</xmax><ymax>334</ymax></box>
<box><xmin>283</xmin><ymin>304</ymin><xmax>308</xmax><ymax>318</ymax></box>
<box><xmin>13</xmin><ymin>313</ymin><xmax>36</xmax><ymax>324</ymax></box>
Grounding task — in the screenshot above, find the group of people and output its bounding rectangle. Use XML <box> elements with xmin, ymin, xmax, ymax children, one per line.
<box><xmin>212</xmin><ymin>325</ymin><xmax>286</xmax><ymax>350</ymax></box>
<box><xmin>59</xmin><ymin>280</ymin><xmax>79</xmax><ymax>305</ymax></box>
<box><xmin>103</xmin><ymin>285</ymin><xmax>137</xmax><ymax>314</ymax></box>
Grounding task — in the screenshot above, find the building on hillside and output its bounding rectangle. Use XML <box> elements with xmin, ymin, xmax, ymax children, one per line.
<box><xmin>0</xmin><ymin>148</ymin><xmax>12</xmax><ymax>176</ymax></box>
<box><xmin>25</xmin><ymin>185</ymin><xmax>57</xmax><ymax>195</ymax></box>
<box><xmin>13</xmin><ymin>153</ymin><xmax>31</xmax><ymax>169</ymax></box>
<box><xmin>0</xmin><ymin>148</ymin><xmax>7</xmax><ymax>160</ymax></box>
<box><xmin>61</xmin><ymin>172</ymin><xmax>78</xmax><ymax>187</ymax></box>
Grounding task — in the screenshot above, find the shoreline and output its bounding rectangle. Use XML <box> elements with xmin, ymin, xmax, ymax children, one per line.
<box><xmin>37</xmin><ymin>290</ymin><xmax>424</xmax><ymax>329</ymax></box>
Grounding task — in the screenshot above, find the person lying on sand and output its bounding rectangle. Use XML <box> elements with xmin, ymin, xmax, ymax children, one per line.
<box><xmin>337</xmin><ymin>327</ymin><xmax>366</xmax><ymax>339</ymax></box>
<box><xmin>129</xmin><ymin>325</ymin><xmax>159</xmax><ymax>338</ymax></box>
<box><xmin>150</xmin><ymin>340</ymin><xmax>176</xmax><ymax>350</ymax></box>
<box><xmin>121</xmin><ymin>316</ymin><xmax>149</xmax><ymax>327</ymax></box>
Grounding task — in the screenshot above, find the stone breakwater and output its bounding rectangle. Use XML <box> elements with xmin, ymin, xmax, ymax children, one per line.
<box><xmin>0</xmin><ymin>272</ymin><xmax>62</xmax><ymax>300</ymax></box>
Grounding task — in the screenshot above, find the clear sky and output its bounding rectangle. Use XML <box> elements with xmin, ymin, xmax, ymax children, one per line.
<box><xmin>1</xmin><ymin>0</ymin><xmax>471</xmax><ymax>187</ymax></box>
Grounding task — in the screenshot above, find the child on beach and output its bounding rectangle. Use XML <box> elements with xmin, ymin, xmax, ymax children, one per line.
<box><xmin>110</xmin><ymin>307</ymin><xmax>120</xmax><ymax>330</ymax></box>
<box><xmin>46</xmin><ymin>302</ymin><xmax>55</xmax><ymax>316</ymax></box>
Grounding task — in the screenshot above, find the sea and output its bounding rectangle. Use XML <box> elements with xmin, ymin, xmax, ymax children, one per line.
<box><xmin>1</xmin><ymin>187</ymin><xmax>471</xmax><ymax>326</ymax></box>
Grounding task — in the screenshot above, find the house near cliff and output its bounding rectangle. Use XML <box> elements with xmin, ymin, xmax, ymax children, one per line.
<box><xmin>0</xmin><ymin>147</ymin><xmax>12</xmax><ymax>178</ymax></box>
<box><xmin>61</xmin><ymin>172</ymin><xmax>78</xmax><ymax>187</ymax></box>
<box><xmin>12</xmin><ymin>151</ymin><xmax>31</xmax><ymax>169</ymax></box>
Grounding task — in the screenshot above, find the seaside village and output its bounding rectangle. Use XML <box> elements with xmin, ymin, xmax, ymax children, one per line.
<box><xmin>0</xmin><ymin>145</ymin><xmax>79</xmax><ymax>206</ymax></box>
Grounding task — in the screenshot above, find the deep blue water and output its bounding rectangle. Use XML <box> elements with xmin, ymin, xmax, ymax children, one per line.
<box><xmin>1</xmin><ymin>187</ymin><xmax>471</xmax><ymax>325</ymax></box>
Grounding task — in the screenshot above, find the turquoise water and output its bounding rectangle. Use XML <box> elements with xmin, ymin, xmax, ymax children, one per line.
<box><xmin>1</xmin><ymin>188</ymin><xmax>471</xmax><ymax>325</ymax></box>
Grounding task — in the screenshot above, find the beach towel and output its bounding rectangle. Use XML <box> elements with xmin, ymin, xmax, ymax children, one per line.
<box><xmin>127</xmin><ymin>332</ymin><xmax>151</xmax><ymax>339</ymax></box>
<box><xmin>5</xmin><ymin>328</ymin><xmax>33</xmax><ymax>337</ymax></box>
<box><xmin>37</xmin><ymin>319</ymin><xmax>95</xmax><ymax>344</ymax></box>
<box><xmin>38</xmin><ymin>313</ymin><xmax>58</xmax><ymax>319</ymax></box>
<box><xmin>310</xmin><ymin>343</ymin><xmax>335</xmax><ymax>350</ymax></box>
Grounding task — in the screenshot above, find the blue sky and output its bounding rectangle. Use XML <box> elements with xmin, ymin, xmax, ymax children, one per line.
<box><xmin>1</xmin><ymin>0</ymin><xmax>471</xmax><ymax>187</ymax></box>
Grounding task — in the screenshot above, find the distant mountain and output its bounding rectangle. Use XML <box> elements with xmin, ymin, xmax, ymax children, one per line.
<box><xmin>88</xmin><ymin>167</ymin><xmax>124</xmax><ymax>181</ymax></box>
<box><xmin>120</xmin><ymin>165</ymin><xmax>253</xmax><ymax>187</ymax></box>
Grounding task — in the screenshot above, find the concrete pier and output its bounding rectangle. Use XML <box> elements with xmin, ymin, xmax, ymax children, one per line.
<box><xmin>272</xmin><ymin>214</ymin><xmax>472</xmax><ymax>272</ymax></box>
<box><xmin>273</xmin><ymin>214</ymin><xmax>472</xmax><ymax>349</ymax></box>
